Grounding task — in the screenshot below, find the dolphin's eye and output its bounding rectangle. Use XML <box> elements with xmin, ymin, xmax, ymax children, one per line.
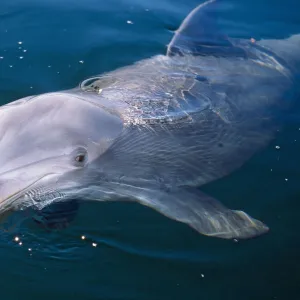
<box><xmin>72</xmin><ymin>147</ymin><xmax>88</xmax><ymax>166</ymax></box>
<box><xmin>75</xmin><ymin>154</ymin><xmax>85</xmax><ymax>163</ymax></box>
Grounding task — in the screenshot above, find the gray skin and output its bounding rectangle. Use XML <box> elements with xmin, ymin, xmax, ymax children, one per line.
<box><xmin>0</xmin><ymin>0</ymin><xmax>299</xmax><ymax>239</ymax></box>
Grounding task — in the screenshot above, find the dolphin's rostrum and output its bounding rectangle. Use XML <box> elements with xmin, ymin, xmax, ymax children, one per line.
<box><xmin>0</xmin><ymin>0</ymin><xmax>299</xmax><ymax>239</ymax></box>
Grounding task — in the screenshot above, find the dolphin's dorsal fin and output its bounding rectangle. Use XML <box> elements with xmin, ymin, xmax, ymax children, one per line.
<box><xmin>167</xmin><ymin>0</ymin><xmax>245</xmax><ymax>57</ymax></box>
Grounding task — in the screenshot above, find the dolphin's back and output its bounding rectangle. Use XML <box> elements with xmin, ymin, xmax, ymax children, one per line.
<box><xmin>256</xmin><ymin>34</ymin><xmax>300</xmax><ymax>75</ymax></box>
<box><xmin>89</xmin><ymin>0</ymin><xmax>299</xmax><ymax>187</ymax></box>
<box><xmin>85</xmin><ymin>51</ymin><xmax>291</xmax><ymax>187</ymax></box>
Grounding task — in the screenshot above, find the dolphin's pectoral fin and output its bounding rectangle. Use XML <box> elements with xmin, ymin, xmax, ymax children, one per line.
<box><xmin>137</xmin><ymin>187</ymin><xmax>269</xmax><ymax>239</ymax></box>
<box><xmin>167</xmin><ymin>0</ymin><xmax>246</xmax><ymax>57</ymax></box>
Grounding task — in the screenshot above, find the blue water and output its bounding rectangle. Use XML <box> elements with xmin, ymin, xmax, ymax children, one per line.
<box><xmin>1</xmin><ymin>0</ymin><xmax>300</xmax><ymax>299</ymax></box>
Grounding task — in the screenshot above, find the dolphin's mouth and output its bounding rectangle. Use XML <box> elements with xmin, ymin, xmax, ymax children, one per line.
<box><xmin>0</xmin><ymin>173</ymin><xmax>60</xmax><ymax>213</ymax></box>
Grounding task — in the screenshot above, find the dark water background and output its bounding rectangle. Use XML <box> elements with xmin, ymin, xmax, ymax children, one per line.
<box><xmin>1</xmin><ymin>0</ymin><xmax>300</xmax><ymax>299</ymax></box>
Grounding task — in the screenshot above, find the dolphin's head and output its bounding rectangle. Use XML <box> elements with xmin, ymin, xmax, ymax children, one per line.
<box><xmin>0</xmin><ymin>92</ymin><xmax>123</xmax><ymax>212</ymax></box>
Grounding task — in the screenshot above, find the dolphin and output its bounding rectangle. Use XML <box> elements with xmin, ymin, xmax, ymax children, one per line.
<box><xmin>0</xmin><ymin>0</ymin><xmax>299</xmax><ymax>239</ymax></box>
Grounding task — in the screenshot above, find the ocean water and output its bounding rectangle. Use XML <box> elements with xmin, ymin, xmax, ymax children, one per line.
<box><xmin>0</xmin><ymin>0</ymin><xmax>300</xmax><ymax>299</ymax></box>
